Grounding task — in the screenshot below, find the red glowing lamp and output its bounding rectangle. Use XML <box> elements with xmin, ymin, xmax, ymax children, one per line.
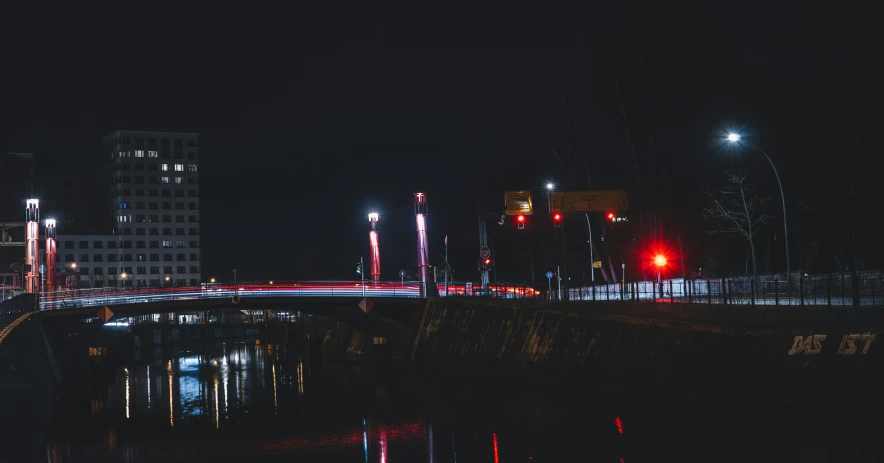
<box><xmin>517</xmin><ymin>215</ymin><xmax>525</xmax><ymax>222</ymax></box>
<box><xmin>607</xmin><ymin>212</ymin><xmax>615</xmax><ymax>220</ymax></box>
<box><xmin>654</xmin><ymin>255</ymin><xmax>667</xmax><ymax>267</ymax></box>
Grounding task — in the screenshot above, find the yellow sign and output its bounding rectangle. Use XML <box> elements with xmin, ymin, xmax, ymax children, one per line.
<box><xmin>592</xmin><ymin>261</ymin><xmax>602</xmax><ymax>269</ymax></box>
<box><xmin>504</xmin><ymin>191</ymin><xmax>534</xmax><ymax>215</ymax></box>
<box><xmin>549</xmin><ymin>190</ymin><xmax>628</xmax><ymax>213</ymax></box>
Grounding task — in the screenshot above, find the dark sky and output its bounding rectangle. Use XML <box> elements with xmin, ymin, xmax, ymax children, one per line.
<box><xmin>4</xmin><ymin>1</ymin><xmax>882</xmax><ymax>282</ymax></box>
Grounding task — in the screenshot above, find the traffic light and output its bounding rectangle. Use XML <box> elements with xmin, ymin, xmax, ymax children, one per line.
<box><xmin>483</xmin><ymin>258</ymin><xmax>492</xmax><ymax>267</ymax></box>
<box><xmin>654</xmin><ymin>254</ymin><xmax>667</xmax><ymax>267</ymax></box>
<box><xmin>516</xmin><ymin>214</ymin><xmax>525</xmax><ymax>229</ymax></box>
<box><xmin>356</xmin><ymin>262</ymin><xmax>362</xmax><ymax>274</ymax></box>
<box><xmin>552</xmin><ymin>212</ymin><xmax>562</xmax><ymax>228</ymax></box>
<box><xmin>607</xmin><ymin>212</ymin><xmax>616</xmax><ymax>221</ymax></box>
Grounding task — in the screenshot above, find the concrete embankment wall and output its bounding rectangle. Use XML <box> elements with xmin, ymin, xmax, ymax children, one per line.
<box><xmin>410</xmin><ymin>298</ymin><xmax>883</xmax><ymax>406</ymax></box>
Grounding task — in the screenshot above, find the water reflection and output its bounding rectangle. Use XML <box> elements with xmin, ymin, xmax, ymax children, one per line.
<box><xmin>42</xmin><ymin>338</ymin><xmax>883</xmax><ymax>463</ymax></box>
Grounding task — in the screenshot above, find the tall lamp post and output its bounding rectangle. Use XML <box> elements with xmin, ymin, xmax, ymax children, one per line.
<box><xmin>727</xmin><ymin>133</ymin><xmax>790</xmax><ymax>282</ymax></box>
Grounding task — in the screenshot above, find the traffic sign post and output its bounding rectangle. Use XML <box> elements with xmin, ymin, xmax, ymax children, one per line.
<box><xmin>399</xmin><ymin>270</ymin><xmax>406</xmax><ymax>285</ymax></box>
<box><xmin>546</xmin><ymin>271</ymin><xmax>553</xmax><ymax>300</ymax></box>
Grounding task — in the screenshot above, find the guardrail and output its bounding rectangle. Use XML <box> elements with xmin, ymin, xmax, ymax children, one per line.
<box><xmin>39</xmin><ymin>281</ymin><xmax>426</xmax><ymax>310</ymax></box>
<box><xmin>0</xmin><ymin>294</ymin><xmax>37</xmax><ymax>340</ymax></box>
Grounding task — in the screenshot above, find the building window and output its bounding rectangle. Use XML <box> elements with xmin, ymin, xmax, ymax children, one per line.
<box><xmin>78</xmin><ymin>241</ymin><xmax>89</xmax><ymax>249</ymax></box>
<box><xmin>176</xmin><ymin>228</ymin><xmax>185</xmax><ymax>235</ymax></box>
<box><xmin>148</xmin><ymin>189</ymin><xmax>158</xmax><ymax>197</ymax></box>
<box><xmin>149</xmin><ymin>177</ymin><xmax>158</xmax><ymax>184</ymax></box>
<box><xmin>174</xmin><ymin>176</ymin><xmax>182</xmax><ymax>184</ymax></box>
<box><xmin>175</xmin><ymin>203</ymin><xmax>185</xmax><ymax>210</ymax></box>
<box><xmin>121</xmin><ymin>254</ymin><xmax>132</xmax><ymax>262</ymax></box>
<box><xmin>162</xmin><ymin>227</ymin><xmax>172</xmax><ymax>235</ymax></box>
<box><xmin>174</xmin><ymin>164</ymin><xmax>184</xmax><ymax>172</ymax></box>
<box><xmin>107</xmin><ymin>254</ymin><xmax>117</xmax><ymax>262</ymax></box>
<box><xmin>175</xmin><ymin>190</ymin><xmax>185</xmax><ymax>197</ymax></box>
<box><xmin>188</xmin><ymin>202</ymin><xmax>199</xmax><ymax>210</ymax></box>
<box><xmin>148</xmin><ymin>207</ymin><xmax>158</xmax><ymax>214</ymax></box>
<box><xmin>177</xmin><ymin>240</ymin><xmax>187</xmax><ymax>248</ymax></box>
<box><xmin>187</xmin><ymin>164</ymin><xmax>198</xmax><ymax>172</ymax></box>
<box><xmin>135</xmin><ymin>176</ymin><xmax>145</xmax><ymax>184</ymax></box>
<box><xmin>135</xmin><ymin>163</ymin><xmax>144</xmax><ymax>171</ymax></box>
<box><xmin>161</xmin><ymin>164</ymin><xmax>169</xmax><ymax>172</ymax></box>
<box><xmin>161</xmin><ymin>189</ymin><xmax>171</xmax><ymax>197</ymax></box>
<box><xmin>148</xmin><ymin>164</ymin><xmax>158</xmax><ymax>171</ymax></box>
<box><xmin>78</xmin><ymin>254</ymin><xmax>89</xmax><ymax>262</ymax></box>
<box><xmin>187</xmin><ymin>140</ymin><xmax>196</xmax><ymax>147</ymax></box>
<box><xmin>137</xmin><ymin>266</ymin><xmax>146</xmax><ymax>274</ymax></box>
<box><xmin>136</xmin><ymin>228</ymin><xmax>145</xmax><ymax>236</ymax></box>
<box><xmin>188</xmin><ymin>241</ymin><xmax>198</xmax><ymax>248</ymax></box>
<box><xmin>149</xmin><ymin>253</ymin><xmax>159</xmax><ymax>261</ymax></box>
<box><xmin>106</xmin><ymin>267</ymin><xmax>117</xmax><ymax>275</ymax></box>
<box><xmin>135</xmin><ymin>214</ymin><xmax>145</xmax><ymax>222</ymax></box>
<box><xmin>94</xmin><ymin>267</ymin><xmax>104</xmax><ymax>276</ymax></box>
<box><xmin>64</xmin><ymin>241</ymin><xmax>74</xmax><ymax>248</ymax></box>
<box><xmin>188</xmin><ymin>215</ymin><xmax>197</xmax><ymax>222</ymax></box>
<box><xmin>149</xmin><ymin>241</ymin><xmax>159</xmax><ymax>249</ymax></box>
<box><xmin>187</xmin><ymin>152</ymin><xmax>196</xmax><ymax>160</ymax></box>
<box><xmin>79</xmin><ymin>267</ymin><xmax>90</xmax><ymax>275</ymax></box>
<box><xmin>162</xmin><ymin>240</ymin><xmax>172</xmax><ymax>248</ymax></box>
<box><xmin>188</xmin><ymin>190</ymin><xmax>198</xmax><ymax>197</ymax></box>
<box><xmin>150</xmin><ymin>266</ymin><xmax>160</xmax><ymax>274</ymax></box>
<box><xmin>187</xmin><ymin>178</ymin><xmax>197</xmax><ymax>185</ymax></box>
<box><xmin>175</xmin><ymin>215</ymin><xmax>185</xmax><ymax>222</ymax></box>
<box><xmin>163</xmin><ymin>253</ymin><xmax>173</xmax><ymax>261</ymax></box>
<box><xmin>107</xmin><ymin>241</ymin><xmax>117</xmax><ymax>249</ymax></box>
<box><xmin>162</xmin><ymin>202</ymin><xmax>172</xmax><ymax>210</ymax></box>
<box><xmin>94</xmin><ymin>255</ymin><xmax>103</xmax><ymax>263</ymax></box>
<box><xmin>190</xmin><ymin>266</ymin><xmax>199</xmax><ymax>274</ymax></box>
<box><xmin>120</xmin><ymin>241</ymin><xmax>132</xmax><ymax>249</ymax></box>
<box><xmin>135</xmin><ymin>150</ymin><xmax>144</xmax><ymax>158</ymax></box>
<box><xmin>149</xmin><ymin>228</ymin><xmax>159</xmax><ymax>236</ymax></box>
<box><xmin>148</xmin><ymin>150</ymin><xmax>158</xmax><ymax>158</ymax></box>
<box><xmin>135</xmin><ymin>138</ymin><xmax>144</xmax><ymax>148</ymax></box>
<box><xmin>120</xmin><ymin>227</ymin><xmax>132</xmax><ymax>235</ymax></box>
<box><xmin>176</xmin><ymin>253</ymin><xmax>186</xmax><ymax>261</ymax></box>
<box><xmin>161</xmin><ymin>176</ymin><xmax>170</xmax><ymax>184</ymax></box>
<box><xmin>177</xmin><ymin>266</ymin><xmax>186</xmax><ymax>274</ymax></box>
<box><xmin>137</xmin><ymin>254</ymin><xmax>146</xmax><ymax>262</ymax></box>
<box><xmin>163</xmin><ymin>266</ymin><xmax>173</xmax><ymax>274</ymax></box>
<box><xmin>93</xmin><ymin>241</ymin><xmax>103</xmax><ymax>249</ymax></box>
<box><xmin>189</xmin><ymin>253</ymin><xmax>199</xmax><ymax>261</ymax></box>
<box><xmin>136</xmin><ymin>241</ymin><xmax>146</xmax><ymax>249</ymax></box>
<box><xmin>189</xmin><ymin>228</ymin><xmax>198</xmax><ymax>235</ymax></box>
<box><xmin>64</xmin><ymin>254</ymin><xmax>74</xmax><ymax>263</ymax></box>
<box><xmin>162</xmin><ymin>214</ymin><xmax>172</xmax><ymax>222</ymax></box>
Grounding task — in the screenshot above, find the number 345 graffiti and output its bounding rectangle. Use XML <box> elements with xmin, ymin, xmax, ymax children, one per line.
<box><xmin>788</xmin><ymin>333</ymin><xmax>876</xmax><ymax>355</ymax></box>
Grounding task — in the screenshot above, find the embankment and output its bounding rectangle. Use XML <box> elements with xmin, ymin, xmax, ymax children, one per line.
<box><xmin>410</xmin><ymin>298</ymin><xmax>883</xmax><ymax>407</ymax></box>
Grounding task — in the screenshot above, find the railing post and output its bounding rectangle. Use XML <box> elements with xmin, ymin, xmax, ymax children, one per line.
<box><xmin>799</xmin><ymin>275</ymin><xmax>805</xmax><ymax>308</ymax></box>
<box><xmin>751</xmin><ymin>278</ymin><xmax>755</xmax><ymax>306</ymax></box>
<box><xmin>826</xmin><ymin>274</ymin><xmax>831</xmax><ymax>308</ymax></box>
<box><xmin>774</xmin><ymin>279</ymin><xmax>779</xmax><ymax>306</ymax></box>
<box><xmin>668</xmin><ymin>280</ymin><xmax>673</xmax><ymax>300</ymax></box>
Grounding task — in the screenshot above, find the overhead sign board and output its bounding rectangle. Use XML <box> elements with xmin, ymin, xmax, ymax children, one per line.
<box><xmin>593</xmin><ymin>261</ymin><xmax>602</xmax><ymax>269</ymax></box>
<box><xmin>549</xmin><ymin>190</ymin><xmax>628</xmax><ymax>213</ymax></box>
<box><xmin>504</xmin><ymin>191</ymin><xmax>534</xmax><ymax>215</ymax></box>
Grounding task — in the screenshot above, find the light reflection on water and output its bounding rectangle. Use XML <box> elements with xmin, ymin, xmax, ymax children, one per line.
<box><xmin>41</xmin><ymin>338</ymin><xmax>884</xmax><ymax>462</ymax></box>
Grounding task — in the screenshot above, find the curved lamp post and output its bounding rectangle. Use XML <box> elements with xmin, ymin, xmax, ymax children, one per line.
<box><xmin>727</xmin><ymin>133</ymin><xmax>790</xmax><ymax>282</ymax></box>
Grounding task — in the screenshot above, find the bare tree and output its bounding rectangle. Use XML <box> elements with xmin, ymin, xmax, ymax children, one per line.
<box><xmin>702</xmin><ymin>174</ymin><xmax>773</xmax><ymax>279</ymax></box>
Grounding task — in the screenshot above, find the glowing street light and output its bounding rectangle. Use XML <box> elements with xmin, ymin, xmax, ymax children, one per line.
<box><xmin>209</xmin><ymin>278</ymin><xmax>216</xmax><ymax>283</ymax></box>
<box><xmin>654</xmin><ymin>255</ymin><xmax>667</xmax><ymax>267</ymax></box>
<box><xmin>546</xmin><ymin>183</ymin><xmax>555</xmax><ymax>190</ymax></box>
<box><xmin>70</xmin><ymin>262</ymin><xmax>77</xmax><ymax>269</ymax></box>
<box><xmin>726</xmin><ymin>130</ymin><xmax>790</xmax><ymax>281</ymax></box>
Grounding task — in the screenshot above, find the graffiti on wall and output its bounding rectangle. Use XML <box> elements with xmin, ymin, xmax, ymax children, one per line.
<box><xmin>787</xmin><ymin>333</ymin><xmax>876</xmax><ymax>355</ymax></box>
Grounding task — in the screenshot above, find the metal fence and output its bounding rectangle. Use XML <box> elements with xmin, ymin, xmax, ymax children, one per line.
<box><xmin>0</xmin><ymin>293</ymin><xmax>37</xmax><ymax>339</ymax></box>
<box><xmin>564</xmin><ymin>272</ymin><xmax>884</xmax><ymax>307</ymax></box>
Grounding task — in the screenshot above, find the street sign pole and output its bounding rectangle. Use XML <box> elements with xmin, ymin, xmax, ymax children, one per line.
<box><xmin>556</xmin><ymin>265</ymin><xmax>562</xmax><ymax>301</ymax></box>
<box><xmin>546</xmin><ymin>271</ymin><xmax>553</xmax><ymax>301</ymax></box>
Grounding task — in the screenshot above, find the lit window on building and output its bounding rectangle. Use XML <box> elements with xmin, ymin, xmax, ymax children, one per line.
<box><xmin>187</xmin><ymin>164</ymin><xmax>198</xmax><ymax>172</ymax></box>
<box><xmin>135</xmin><ymin>150</ymin><xmax>144</xmax><ymax>158</ymax></box>
<box><xmin>174</xmin><ymin>177</ymin><xmax>182</xmax><ymax>184</ymax></box>
<box><xmin>174</xmin><ymin>164</ymin><xmax>184</xmax><ymax>172</ymax></box>
<box><xmin>148</xmin><ymin>151</ymin><xmax>158</xmax><ymax>158</ymax></box>
<box><xmin>161</xmin><ymin>177</ymin><xmax>169</xmax><ymax>184</ymax></box>
<box><xmin>161</xmin><ymin>164</ymin><xmax>169</xmax><ymax>172</ymax></box>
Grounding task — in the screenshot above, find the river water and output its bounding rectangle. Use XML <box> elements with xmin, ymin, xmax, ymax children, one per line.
<box><xmin>40</xmin><ymin>335</ymin><xmax>882</xmax><ymax>462</ymax></box>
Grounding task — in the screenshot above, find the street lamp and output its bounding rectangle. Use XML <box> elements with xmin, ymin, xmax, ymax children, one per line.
<box><xmin>120</xmin><ymin>272</ymin><xmax>127</xmax><ymax>288</ymax></box>
<box><xmin>727</xmin><ymin>132</ymin><xmax>790</xmax><ymax>281</ymax></box>
<box><xmin>209</xmin><ymin>278</ymin><xmax>216</xmax><ymax>283</ymax></box>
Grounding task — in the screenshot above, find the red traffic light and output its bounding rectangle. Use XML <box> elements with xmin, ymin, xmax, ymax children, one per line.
<box><xmin>484</xmin><ymin>258</ymin><xmax>491</xmax><ymax>265</ymax></box>
<box><xmin>607</xmin><ymin>212</ymin><xmax>615</xmax><ymax>220</ymax></box>
<box><xmin>517</xmin><ymin>215</ymin><xmax>525</xmax><ymax>222</ymax></box>
<box><xmin>654</xmin><ymin>255</ymin><xmax>667</xmax><ymax>267</ymax></box>
<box><xmin>553</xmin><ymin>213</ymin><xmax>561</xmax><ymax>220</ymax></box>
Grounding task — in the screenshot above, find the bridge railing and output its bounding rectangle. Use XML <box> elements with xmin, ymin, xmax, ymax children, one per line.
<box><xmin>1</xmin><ymin>294</ymin><xmax>37</xmax><ymax>338</ymax></box>
<box><xmin>562</xmin><ymin>272</ymin><xmax>884</xmax><ymax>307</ymax></box>
<box><xmin>39</xmin><ymin>281</ymin><xmax>426</xmax><ymax>310</ymax></box>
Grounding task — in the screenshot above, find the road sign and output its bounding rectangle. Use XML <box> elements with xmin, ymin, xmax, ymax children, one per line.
<box><xmin>399</xmin><ymin>270</ymin><xmax>406</xmax><ymax>278</ymax></box>
<box><xmin>549</xmin><ymin>189</ymin><xmax>628</xmax><ymax>213</ymax></box>
<box><xmin>504</xmin><ymin>191</ymin><xmax>534</xmax><ymax>215</ymax></box>
<box><xmin>480</xmin><ymin>247</ymin><xmax>491</xmax><ymax>259</ymax></box>
<box><xmin>546</xmin><ymin>271</ymin><xmax>553</xmax><ymax>279</ymax></box>
<box><xmin>358</xmin><ymin>298</ymin><xmax>374</xmax><ymax>313</ymax></box>
<box><xmin>97</xmin><ymin>306</ymin><xmax>114</xmax><ymax>323</ymax></box>
<box><xmin>593</xmin><ymin>261</ymin><xmax>602</xmax><ymax>269</ymax></box>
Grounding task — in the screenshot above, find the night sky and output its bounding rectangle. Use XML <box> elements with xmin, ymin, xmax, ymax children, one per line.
<box><xmin>4</xmin><ymin>2</ymin><xmax>882</xmax><ymax>283</ymax></box>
